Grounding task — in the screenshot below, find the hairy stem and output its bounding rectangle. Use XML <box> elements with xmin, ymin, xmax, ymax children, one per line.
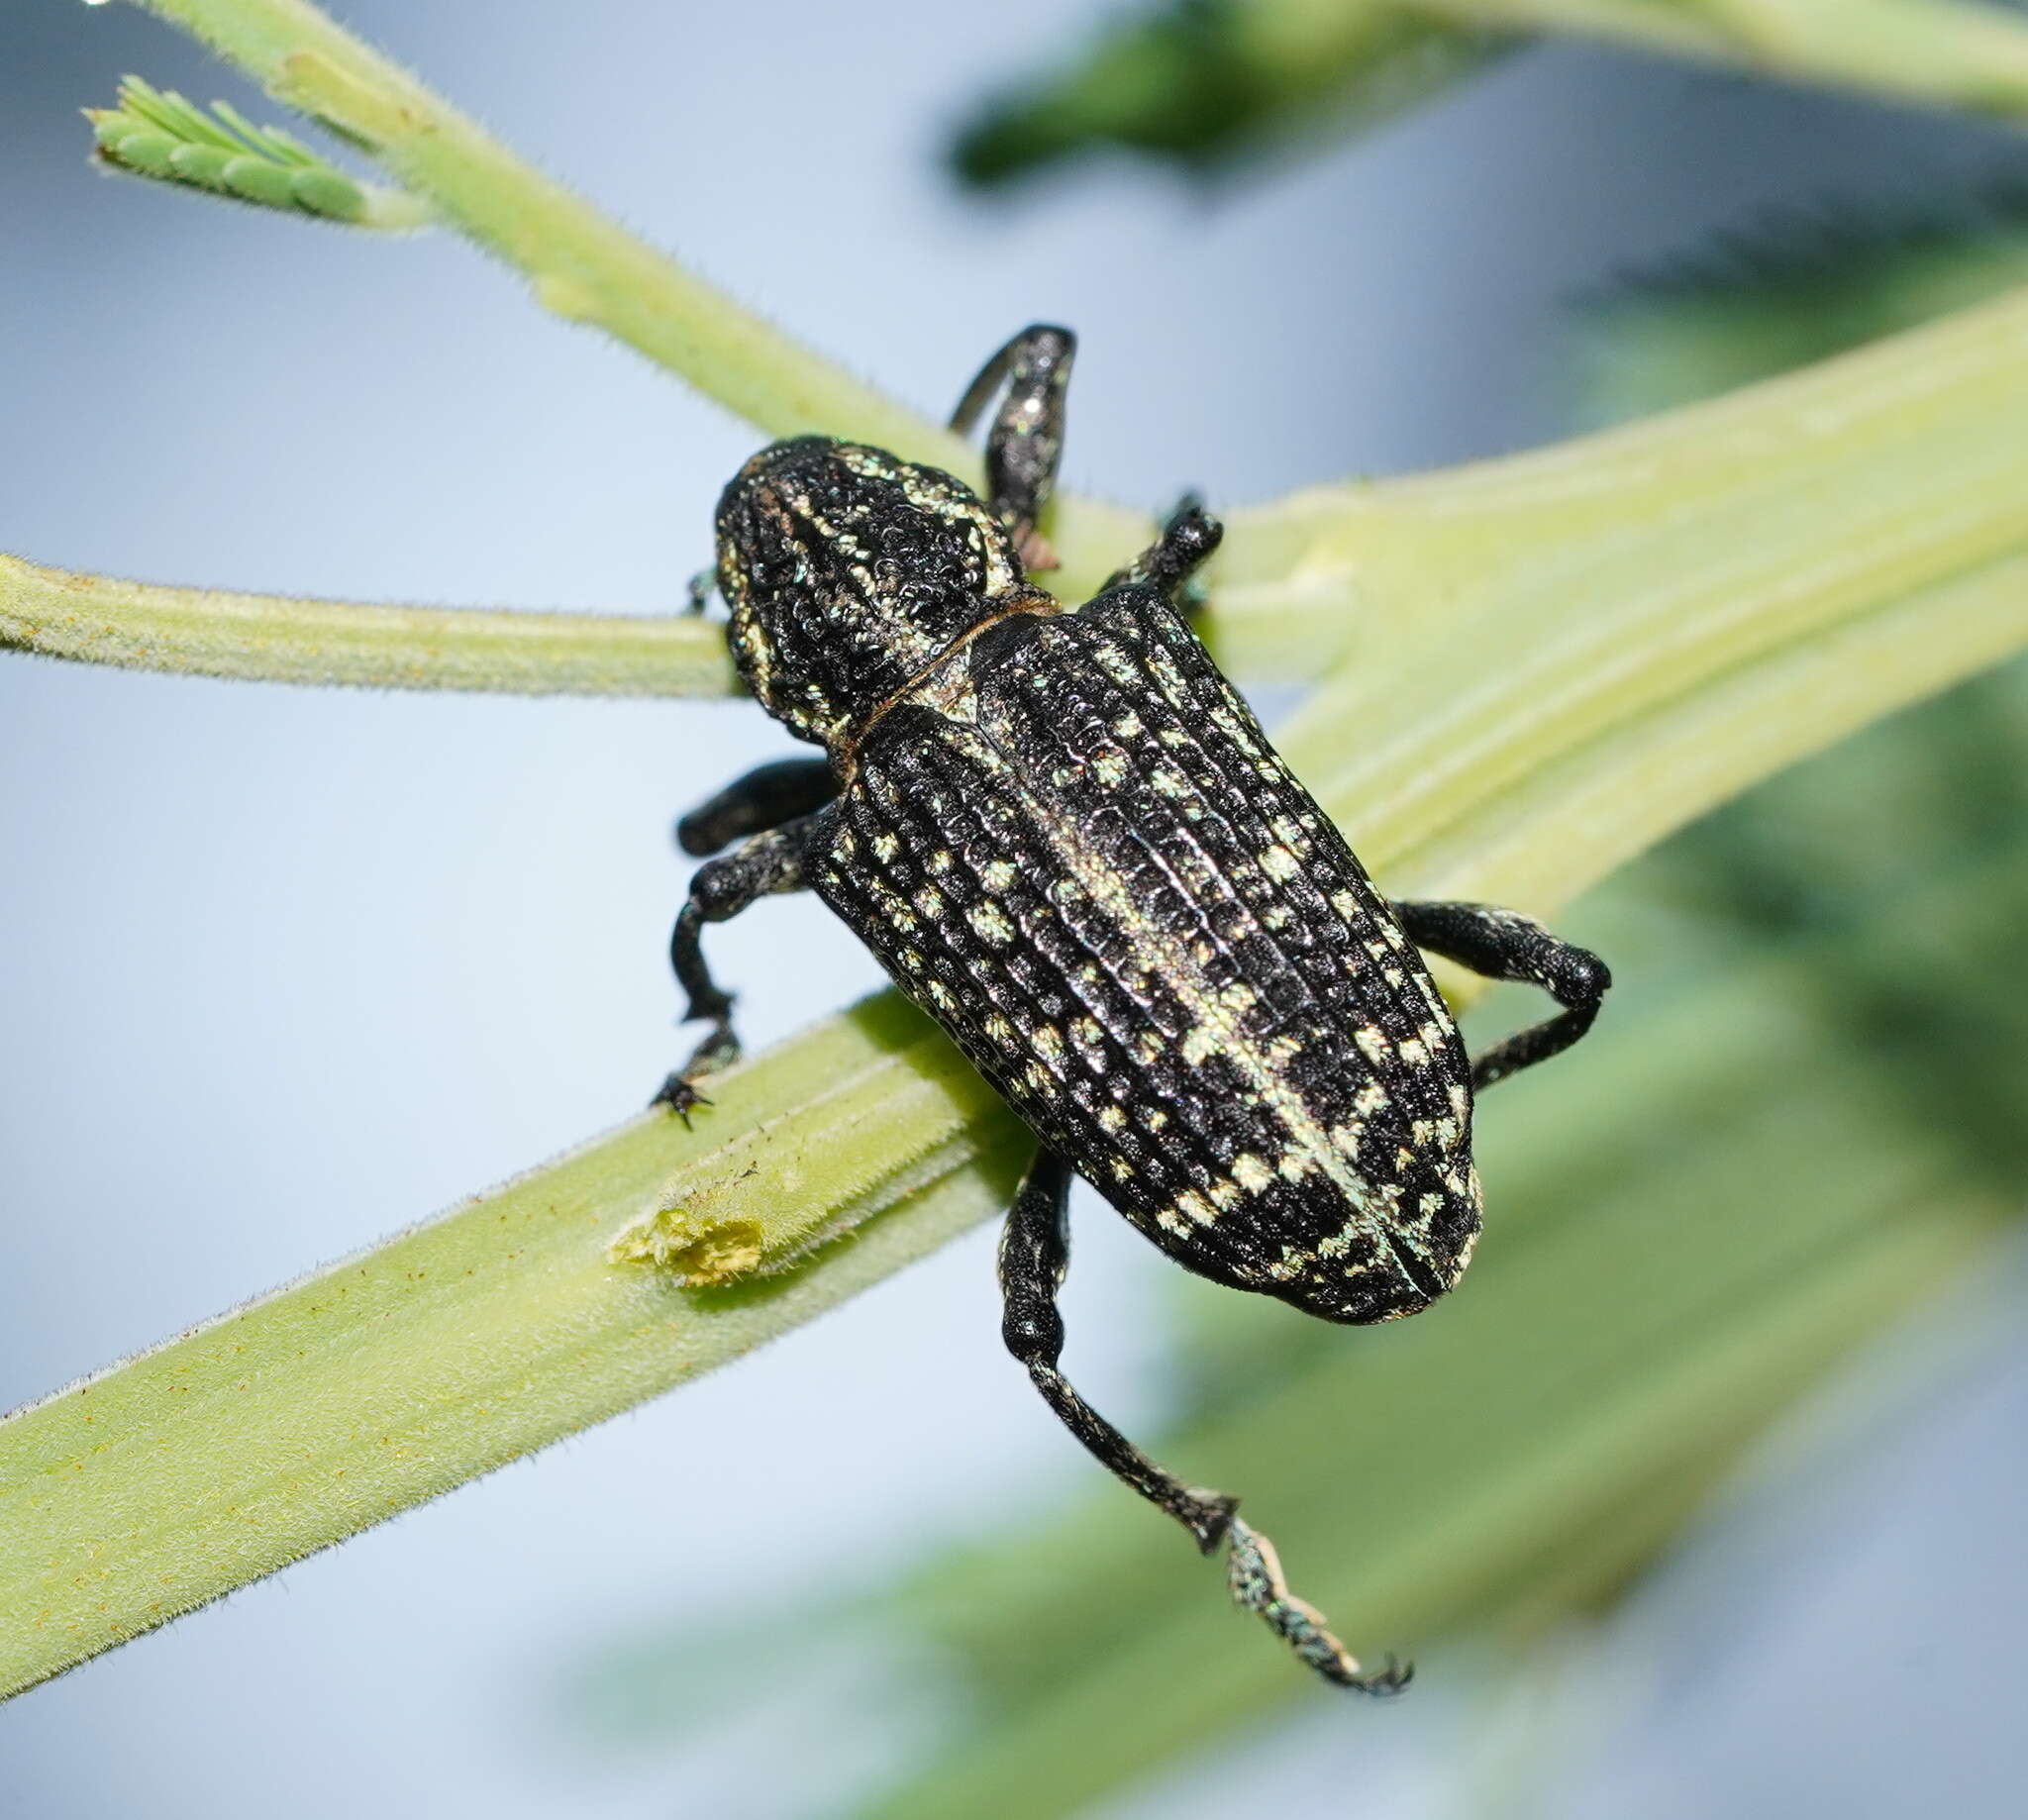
<box><xmin>0</xmin><ymin>999</ymin><xmax>1028</xmax><ymax>1700</ymax></box>
<box><xmin>0</xmin><ymin>554</ymin><xmax>736</xmax><ymax>695</ymax></box>
<box><xmin>124</xmin><ymin>0</ymin><xmax>1145</xmax><ymax>588</ymax></box>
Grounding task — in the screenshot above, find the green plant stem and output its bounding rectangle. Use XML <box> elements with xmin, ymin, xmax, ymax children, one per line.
<box><xmin>6</xmin><ymin>277</ymin><xmax>2028</xmax><ymax>1696</ymax></box>
<box><xmin>1216</xmin><ymin>275</ymin><xmax>2028</xmax><ymax>666</ymax></box>
<box><xmin>0</xmin><ymin>553</ymin><xmax>736</xmax><ymax>695</ymax></box>
<box><xmin>122</xmin><ymin>0</ymin><xmax>1146</xmax><ymax>591</ymax></box>
<box><xmin>0</xmin><ymin>998</ymin><xmax>1029</xmax><ymax>1701</ymax></box>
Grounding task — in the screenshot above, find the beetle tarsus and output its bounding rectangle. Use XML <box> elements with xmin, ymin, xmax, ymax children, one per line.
<box><xmin>1225</xmin><ymin>1516</ymin><xmax>1411</xmax><ymax>1695</ymax></box>
<box><xmin>650</xmin><ymin>1072</ymin><xmax>714</xmax><ymax>1127</ymax></box>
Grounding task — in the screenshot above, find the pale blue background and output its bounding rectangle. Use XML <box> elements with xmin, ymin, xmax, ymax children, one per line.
<box><xmin>3</xmin><ymin>4</ymin><xmax>2025</xmax><ymax>1815</ymax></box>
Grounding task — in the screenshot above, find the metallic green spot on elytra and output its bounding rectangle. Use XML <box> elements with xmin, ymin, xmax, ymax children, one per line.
<box><xmin>968</xmin><ymin>902</ymin><xmax>1016</xmax><ymax>945</ymax></box>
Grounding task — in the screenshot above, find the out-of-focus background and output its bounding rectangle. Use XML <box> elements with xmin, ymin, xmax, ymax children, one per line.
<box><xmin>4</xmin><ymin>3</ymin><xmax>2027</xmax><ymax>1815</ymax></box>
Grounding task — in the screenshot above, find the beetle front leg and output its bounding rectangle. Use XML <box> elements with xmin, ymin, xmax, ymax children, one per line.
<box><xmin>999</xmin><ymin>1150</ymin><xmax>1405</xmax><ymax>1693</ymax></box>
<box><xmin>654</xmin><ymin>807</ymin><xmax>835</xmax><ymax>1121</ymax></box>
<box><xmin>1102</xmin><ymin>496</ymin><xmax>1223</xmax><ymax>613</ymax></box>
<box><xmin>1391</xmin><ymin>900</ymin><xmax>1612</xmax><ymax>1092</ymax></box>
<box><xmin>950</xmin><ymin>323</ymin><xmax>1075</xmax><ymax>566</ymax></box>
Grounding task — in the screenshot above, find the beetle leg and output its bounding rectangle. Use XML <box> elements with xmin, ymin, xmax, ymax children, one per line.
<box><xmin>1391</xmin><ymin>899</ymin><xmax>1612</xmax><ymax>1092</ymax></box>
<box><xmin>1001</xmin><ymin>1151</ymin><xmax>1235</xmax><ymax>1547</ymax></box>
<box><xmin>1102</xmin><ymin>495</ymin><xmax>1223</xmax><ymax>614</ymax></box>
<box><xmin>674</xmin><ymin>757</ymin><xmax>838</xmax><ymax>858</ymax></box>
<box><xmin>654</xmin><ymin>807</ymin><xmax>835</xmax><ymax>1121</ymax></box>
<box><xmin>682</xmin><ymin>565</ymin><xmax>718</xmax><ymax>615</ymax></box>
<box><xmin>950</xmin><ymin>323</ymin><xmax>1075</xmax><ymax>566</ymax></box>
<box><xmin>999</xmin><ymin>1149</ymin><xmax>1406</xmax><ymax>1692</ymax></box>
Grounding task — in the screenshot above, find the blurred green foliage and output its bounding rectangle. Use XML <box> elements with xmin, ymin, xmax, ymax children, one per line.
<box><xmin>950</xmin><ymin>0</ymin><xmax>1507</xmax><ymax>186</ymax></box>
<box><xmin>1574</xmin><ymin>192</ymin><xmax>2028</xmax><ymax>427</ymax></box>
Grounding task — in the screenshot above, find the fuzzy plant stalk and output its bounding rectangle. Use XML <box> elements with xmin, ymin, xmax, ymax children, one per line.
<box><xmin>5</xmin><ymin>0</ymin><xmax>2028</xmax><ymax>1701</ymax></box>
<box><xmin>112</xmin><ymin>0</ymin><xmax>1146</xmax><ymax>590</ymax></box>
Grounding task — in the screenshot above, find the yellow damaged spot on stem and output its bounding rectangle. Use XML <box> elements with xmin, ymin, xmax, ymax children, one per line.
<box><xmin>607</xmin><ymin>1205</ymin><xmax>768</xmax><ymax>1283</ymax></box>
<box><xmin>604</xmin><ymin>1044</ymin><xmax>1019</xmax><ymax>1282</ymax></box>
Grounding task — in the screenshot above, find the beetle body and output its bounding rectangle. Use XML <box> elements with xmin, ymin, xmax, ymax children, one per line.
<box><xmin>718</xmin><ymin>437</ymin><xmax>1481</xmax><ymax>1322</ymax></box>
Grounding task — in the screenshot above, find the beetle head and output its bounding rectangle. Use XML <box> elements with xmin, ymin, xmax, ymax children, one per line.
<box><xmin>716</xmin><ymin>437</ymin><xmax>1032</xmax><ymax>748</ymax></box>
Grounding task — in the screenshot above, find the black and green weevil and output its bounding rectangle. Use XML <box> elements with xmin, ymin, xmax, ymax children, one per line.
<box><xmin>656</xmin><ymin>326</ymin><xmax>1611</xmax><ymax>1691</ymax></box>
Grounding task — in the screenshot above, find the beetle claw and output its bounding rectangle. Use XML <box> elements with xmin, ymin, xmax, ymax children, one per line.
<box><xmin>651</xmin><ymin>1073</ymin><xmax>713</xmax><ymax>1127</ymax></box>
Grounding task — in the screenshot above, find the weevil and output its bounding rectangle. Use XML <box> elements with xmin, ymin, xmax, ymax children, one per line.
<box><xmin>657</xmin><ymin>326</ymin><xmax>1610</xmax><ymax>1691</ymax></box>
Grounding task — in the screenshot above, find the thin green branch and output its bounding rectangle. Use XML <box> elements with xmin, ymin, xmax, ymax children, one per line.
<box><xmin>23</xmin><ymin>268</ymin><xmax>2025</xmax><ymax>698</ymax></box>
<box><xmin>0</xmin><ymin>998</ymin><xmax>1029</xmax><ymax>1701</ymax></box>
<box><xmin>122</xmin><ymin>0</ymin><xmax>1147</xmax><ymax>590</ymax></box>
<box><xmin>0</xmin><ymin>553</ymin><xmax>737</xmax><ymax>696</ymax></box>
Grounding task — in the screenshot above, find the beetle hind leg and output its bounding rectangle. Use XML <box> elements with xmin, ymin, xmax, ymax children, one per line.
<box><xmin>1000</xmin><ymin>1149</ymin><xmax>1406</xmax><ymax>1692</ymax></box>
<box><xmin>1000</xmin><ymin>1151</ymin><xmax>1233</xmax><ymax>1550</ymax></box>
<box><xmin>1392</xmin><ymin>899</ymin><xmax>1612</xmax><ymax>1092</ymax></box>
